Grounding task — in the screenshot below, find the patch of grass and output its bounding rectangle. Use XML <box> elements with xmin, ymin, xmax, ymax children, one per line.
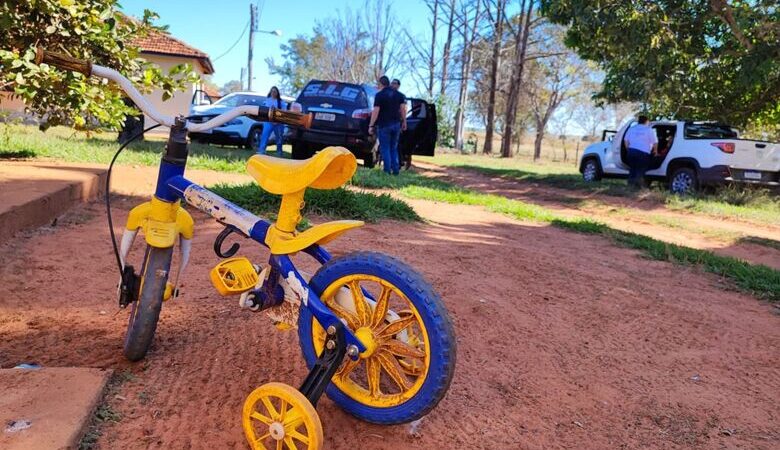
<box><xmin>351</xmin><ymin>167</ymin><xmax>451</xmax><ymax>190</ymax></box>
<box><xmin>210</xmin><ymin>183</ymin><xmax>421</xmax><ymax>223</ymax></box>
<box><xmin>402</xmin><ymin>185</ymin><xmax>556</xmax><ymax>222</ymax></box>
<box><xmin>665</xmin><ymin>189</ymin><xmax>780</xmax><ymax>226</ymax></box>
<box><xmin>740</xmin><ymin>236</ymin><xmax>780</xmax><ymax>251</ymax></box>
<box><xmin>0</xmin><ymin>149</ymin><xmax>36</xmax><ymax>159</ymax></box>
<box><xmin>402</xmin><ymin>181</ymin><xmax>780</xmax><ymax>302</ymax></box>
<box><xmin>116</xmin><ymin>369</ymin><xmax>136</xmax><ymax>384</ymax></box>
<box><xmin>0</xmin><ymin>124</ymin><xmax>256</xmax><ymax>172</ymax></box>
<box><xmin>452</xmin><ymin>164</ymin><xmax>634</xmax><ymax>196</ymax></box>
<box><xmin>94</xmin><ymin>404</ymin><xmax>122</xmax><ymax>423</ymax></box>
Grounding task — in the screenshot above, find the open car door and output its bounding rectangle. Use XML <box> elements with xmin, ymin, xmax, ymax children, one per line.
<box><xmin>400</xmin><ymin>98</ymin><xmax>437</xmax><ymax>156</ymax></box>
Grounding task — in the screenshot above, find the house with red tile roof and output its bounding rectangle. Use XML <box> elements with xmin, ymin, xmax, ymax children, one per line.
<box><xmin>130</xmin><ymin>29</ymin><xmax>215</xmax><ymax>130</ymax></box>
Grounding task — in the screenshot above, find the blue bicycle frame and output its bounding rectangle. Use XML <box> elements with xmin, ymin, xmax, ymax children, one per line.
<box><xmin>155</xmin><ymin>159</ymin><xmax>366</xmax><ymax>354</ymax></box>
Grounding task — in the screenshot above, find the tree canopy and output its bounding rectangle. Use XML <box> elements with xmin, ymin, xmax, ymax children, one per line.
<box><xmin>540</xmin><ymin>0</ymin><xmax>780</xmax><ymax>128</ymax></box>
<box><xmin>0</xmin><ymin>0</ymin><xmax>197</xmax><ymax>130</ymax></box>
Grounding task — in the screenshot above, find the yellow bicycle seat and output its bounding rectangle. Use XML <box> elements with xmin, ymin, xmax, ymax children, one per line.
<box><xmin>246</xmin><ymin>146</ymin><xmax>357</xmax><ymax>195</ymax></box>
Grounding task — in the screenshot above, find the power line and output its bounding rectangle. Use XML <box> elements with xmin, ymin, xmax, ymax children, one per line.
<box><xmin>212</xmin><ymin>19</ymin><xmax>251</xmax><ymax>62</ymax></box>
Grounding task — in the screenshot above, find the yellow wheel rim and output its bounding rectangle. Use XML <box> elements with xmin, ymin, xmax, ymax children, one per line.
<box><xmin>312</xmin><ymin>274</ymin><xmax>430</xmax><ymax>408</ymax></box>
<box><xmin>242</xmin><ymin>382</ymin><xmax>323</xmax><ymax>450</ymax></box>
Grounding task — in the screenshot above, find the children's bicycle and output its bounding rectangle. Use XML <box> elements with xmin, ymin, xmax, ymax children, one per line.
<box><xmin>35</xmin><ymin>48</ymin><xmax>456</xmax><ymax>449</ymax></box>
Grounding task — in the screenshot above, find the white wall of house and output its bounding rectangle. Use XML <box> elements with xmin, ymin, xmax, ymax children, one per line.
<box><xmin>139</xmin><ymin>53</ymin><xmax>205</xmax><ymax>131</ymax></box>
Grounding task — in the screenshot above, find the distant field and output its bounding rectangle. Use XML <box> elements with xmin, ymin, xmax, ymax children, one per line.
<box><xmin>418</xmin><ymin>151</ymin><xmax>780</xmax><ymax>226</ymax></box>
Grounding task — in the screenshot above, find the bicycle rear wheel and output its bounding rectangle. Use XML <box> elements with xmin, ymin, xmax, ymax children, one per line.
<box><xmin>123</xmin><ymin>245</ymin><xmax>172</xmax><ymax>361</ymax></box>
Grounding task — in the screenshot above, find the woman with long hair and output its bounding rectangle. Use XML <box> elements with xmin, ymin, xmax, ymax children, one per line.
<box><xmin>257</xmin><ymin>86</ymin><xmax>287</xmax><ymax>156</ymax></box>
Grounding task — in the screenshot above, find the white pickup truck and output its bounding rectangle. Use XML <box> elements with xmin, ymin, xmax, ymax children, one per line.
<box><xmin>579</xmin><ymin>121</ymin><xmax>780</xmax><ymax>194</ymax></box>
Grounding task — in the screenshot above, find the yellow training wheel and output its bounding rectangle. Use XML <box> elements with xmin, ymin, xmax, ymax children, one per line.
<box><xmin>242</xmin><ymin>382</ymin><xmax>323</xmax><ymax>450</ymax></box>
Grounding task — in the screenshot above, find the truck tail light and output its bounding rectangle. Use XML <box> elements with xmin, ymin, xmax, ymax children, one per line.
<box><xmin>352</xmin><ymin>108</ymin><xmax>371</xmax><ymax>119</ymax></box>
<box><xmin>290</xmin><ymin>102</ymin><xmax>302</xmax><ymax>113</ymax></box>
<box><xmin>711</xmin><ymin>142</ymin><xmax>735</xmax><ymax>153</ymax></box>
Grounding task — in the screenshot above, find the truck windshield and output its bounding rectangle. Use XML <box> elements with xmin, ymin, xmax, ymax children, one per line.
<box><xmin>299</xmin><ymin>81</ymin><xmax>369</xmax><ymax>108</ymax></box>
<box><xmin>684</xmin><ymin>123</ymin><xmax>738</xmax><ymax>139</ymax></box>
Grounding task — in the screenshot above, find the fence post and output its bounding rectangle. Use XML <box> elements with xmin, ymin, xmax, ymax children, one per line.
<box><xmin>574</xmin><ymin>142</ymin><xmax>580</xmax><ymax>166</ymax></box>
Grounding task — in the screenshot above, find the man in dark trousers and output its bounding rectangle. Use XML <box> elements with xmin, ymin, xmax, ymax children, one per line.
<box><xmin>369</xmin><ymin>76</ymin><xmax>406</xmax><ymax>175</ymax></box>
<box><xmin>623</xmin><ymin>115</ymin><xmax>657</xmax><ymax>188</ymax></box>
<box><xmin>391</xmin><ymin>78</ymin><xmax>413</xmax><ymax>170</ymax></box>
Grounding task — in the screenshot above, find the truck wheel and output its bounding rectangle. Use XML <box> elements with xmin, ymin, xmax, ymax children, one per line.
<box><xmin>363</xmin><ymin>152</ymin><xmax>376</xmax><ymax>168</ymax></box>
<box><xmin>291</xmin><ymin>142</ymin><xmax>313</xmax><ymax>160</ymax></box>
<box><xmin>669</xmin><ymin>167</ymin><xmax>698</xmax><ymax>195</ymax></box>
<box><xmin>581</xmin><ymin>158</ymin><xmax>602</xmax><ymax>182</ymax></box>
<box><xmin>245</xmin><ymin>126</ymin><xmax>262</xmax><ymax>150</ymax></box>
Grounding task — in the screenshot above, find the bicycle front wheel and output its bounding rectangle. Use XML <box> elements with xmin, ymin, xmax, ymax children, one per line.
<box><xmin>123</xmin><ymin>245</ymin><xmax>172</xmax><ymax>361</ymax></box>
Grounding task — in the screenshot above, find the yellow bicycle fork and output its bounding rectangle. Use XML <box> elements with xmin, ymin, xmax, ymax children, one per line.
<box><xmin>119</xmin><ymin>196</ymin><xmax>194</xmax><ymax>301</ymax></box>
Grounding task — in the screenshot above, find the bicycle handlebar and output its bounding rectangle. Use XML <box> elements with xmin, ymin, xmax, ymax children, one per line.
<box><xmin>35</xmin><ymin>47</ymin><xmax>312</xmax><ymax>131</ymax></box>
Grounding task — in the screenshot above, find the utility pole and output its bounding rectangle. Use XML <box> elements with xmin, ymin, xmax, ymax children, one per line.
<box><xmin>247</xmin><ymin>3</ymin><xmax>257</xmax><ymax>91</ymax></box>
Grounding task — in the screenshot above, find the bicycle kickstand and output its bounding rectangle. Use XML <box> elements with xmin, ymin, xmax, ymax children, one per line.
<box><xmin>299</xmin><ymin>321</ymin><xmax>350</xmax><ymax>407</ymax></box>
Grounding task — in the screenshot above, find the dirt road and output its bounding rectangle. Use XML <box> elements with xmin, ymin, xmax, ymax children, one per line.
<box><xmin>415</xmin><ymin>162</ymin><xmax>780</xmax><ymax>270</ymax></box>
<box><xmin>0</xmin><ymin>167</ymin><xmax>778</xmax><ymax>449</ymax></box>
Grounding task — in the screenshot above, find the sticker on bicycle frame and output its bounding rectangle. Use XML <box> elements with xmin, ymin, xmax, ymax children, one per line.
<box><xmin>184</xmin><ymin>184</ymin><xmax>258</xmax><ymax>235</ymax></box>
<box><xmin>285</xmin><ymin>271</ymin><xmax>309</xmax><ymax>306</ymax></box>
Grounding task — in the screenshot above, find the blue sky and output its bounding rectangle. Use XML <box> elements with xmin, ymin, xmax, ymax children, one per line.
<box><xmin>120</xmin><ymin>0</ymin><xmax>436</xmax><ymax>96</ymax></box>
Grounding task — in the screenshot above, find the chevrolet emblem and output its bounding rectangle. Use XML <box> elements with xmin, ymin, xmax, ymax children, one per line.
<box><xmin>320</xmin><ymin>103</ymin><xmax>332</xmax><ymax>108</ymax></box>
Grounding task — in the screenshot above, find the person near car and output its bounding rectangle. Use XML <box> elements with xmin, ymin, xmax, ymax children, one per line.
<box><xmin>257</xmin><ymin>86</ymin><xmax>287</xmax><ymax>156</ymax></box>
<box><xmin>623</xmin><ymin>115</ymin><xmax>657</xmax><ymax>188</ymax></box>
<box><xmin>391</xmin><ymin>78</ymin><xmax>413</xmax><ymax>170</ymax></box>
<box><xmin>369</xmin><ymin>76</ymin><xmax>407</xmax><ymax>175</ymax></box>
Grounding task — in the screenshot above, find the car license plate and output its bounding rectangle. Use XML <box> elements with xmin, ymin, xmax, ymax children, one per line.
<box><xmin>315</xmin><ymin>112</ymin><xmax>336</xmax><ymax>122</ymax></box>
<box><xmin>744</xmin><ymin>171</ymin><xmax>762</xmax><ymax>180</ymax></box>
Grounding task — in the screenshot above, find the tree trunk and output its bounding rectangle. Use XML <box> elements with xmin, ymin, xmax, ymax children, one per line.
<box><xmin>427</xmin><ymin>0</ymin><xmax>439</xmax><ymax>98</ymax></box>
<box><xmin>499</xmin><ymin>0</ymin><xmax>533</xmax><ymax>158</ymax></box>
<box><xmin>439</xmin><ymin>0</ymin><xmax>456</xmax><ymax>98</ymax></box>
<box><xmin>482</xmin><ymin>0</ymin><xmax>505</xmax><ymax>155</ymax></box>
<box><xmin>454</xmin><ymin>0</ymin><xmax>480</xmax><ymax>151</ymax></box>
<box><xmin>533</xmin><ymin>128</ymin><xmax>544</xmax><ymax>161</ymax></box>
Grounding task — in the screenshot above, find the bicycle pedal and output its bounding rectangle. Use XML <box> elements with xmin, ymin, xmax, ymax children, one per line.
<box><xmin>209</xmin><ymin>257</ymin><xmax>260</xmax><ymax>296</ymax></box>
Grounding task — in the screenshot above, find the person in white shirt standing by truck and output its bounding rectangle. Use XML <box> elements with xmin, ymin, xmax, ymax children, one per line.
<box><xmin>623</xmin><ymin>115</ymin><xmax>658</xmax><ymax>188</ymax></box>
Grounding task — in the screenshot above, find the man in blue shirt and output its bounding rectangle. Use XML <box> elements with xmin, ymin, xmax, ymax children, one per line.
<box><xmin>623</xmin><ymin>115</ymin><xmax>658</xmax><ymax>188</ymax></box>
<box><xmin>369</xmin><ymin>76</ymin><xmax>406</xmax><ymax>175</ymax></box>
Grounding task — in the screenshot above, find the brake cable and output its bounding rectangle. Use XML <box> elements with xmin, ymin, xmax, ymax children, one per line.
<box><xmin>106</xmin><ymin>124</ymin><xmax>161</xmax><ymax>275</ymax></box>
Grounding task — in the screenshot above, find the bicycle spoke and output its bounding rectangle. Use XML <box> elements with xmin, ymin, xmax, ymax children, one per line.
<box><xmin>261</xmin><ymin>397</ymin><xmax>279</xmax><ymax>420</ymax></box>
<box><xmin>378</xmin><ymin>313</ymin><xmax>416</xmax><ymax>338</ymax></box>
<box><xmin>383</xmin><ymin>338</ymin><xmax>425</xmax><ymax>359</ymax></box>
<box><xmin>366</xmin><ymin>357</ymin><xmax>381</xmax><ymax>397</ymax></box>
<box><xmin>338</xmin><ymin>357</ymin><xmax>360</xmax><ymax>380</ymax></box>
<box><xmin>254</xmin><ymin>433</ymin><xmax>271</xmax><ymax>445</ymax></box>
<box><xmin>278</xmin><ymin>400</ymin><xmax>288</xmax><ymax>422</ymax></box>
<box><xmin>348</xmin><ymin>280</ymin><xmax>371</xmax><ymax>325</ymax></box>
<box><xmin>284</xmin><ymin>436</ymin><xmax>298</xmax><ymax>450</ymax></box>
<box><xmin>287</xmin><ymin>427</ymin><xmax>310</xmax><ymax>445</ymax></box>
<box><xmin>327</xmin><ymin>300</ymin><xmax>359</xmax><ymax>330</ymax></box>
<box><xmin>283</xmin><ymin>413</ymin><xmax>304</xmax><ymax>430</ymax></box>
<box><xmin>251</xmin><ymin>411</ymin><xmax>274</xmax><ymax>425</ymax></box>
<box><xmin>377</xmin><ymin>350</ymin><xmax>410</xmax><ymax>391</ymax></box>
<box><xmin>371</xmin><ymin>285</ymin><xmax>391</xmax><ymax>328</ymax></box>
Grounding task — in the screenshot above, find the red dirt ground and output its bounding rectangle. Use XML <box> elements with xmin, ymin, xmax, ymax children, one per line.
<box><xmin>0</xmin><ymin>167</ymin><xmax>778</xmax><ymax>449</ymax></box>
